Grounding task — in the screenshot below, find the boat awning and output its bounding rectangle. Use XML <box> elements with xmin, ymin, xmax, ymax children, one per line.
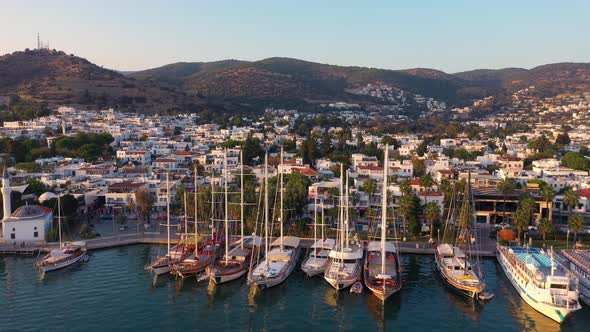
<box><xmin>366</xmin><ymin>241</ymin><xmax>396</xmax><ymax>253</ymax></box>
<box><xmin>271</xmin><ymin>236</ymin><xmax>300</xmax><ymax>248</ymax></box>
<box><xmin>437</xmin><ymin>243</ymin><xmax>453</xmax><ymax>256</ymax></box>
<box><xmin>311</xmin><ymin>238</ymin><xmax>336</xmax><ymax>250</ymax></box>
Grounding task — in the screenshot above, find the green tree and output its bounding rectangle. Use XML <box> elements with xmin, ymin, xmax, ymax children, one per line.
<box><xmin>540</xmin><ymin>184</ymin><xmax>555</xmax><ymax>222</ymax></box>
<box><xmin>512</xmin><ymin>208</ymin><xmax>528</xmax><ymax>245</ymax></box>
<box><xmin>424</xmin><ymin>201</ymin><xmax>441</xmax><ymax>241</ymax></box>
<box><xmin>242</xmin><ymin>135</ymin><xmax>263</xmax><ymax>166</ymax></box>
<box><xmin>562</xmin><ymin>151</ymin><xmax>590</xmax><ymax>171</ymax></box>
<box><xmin>399</xmin><ymin>193</ymin><xmax>414</xmax><ymax>241</ymax></box>
<box><xmin>360</xmin><ymin>178</ymin><xmax>377</xmax><ymax>206</ymax></box>
<box><xmin>563</xmin><ymin>188</ymin><xmax>580</xmax><ymax>212</ymax></box>
<box><xmin>568</xmin><ymin>213</ymin><xmax>585</xmax><ymax>244</ymax></box>
<box><xmin>135</xmin><ymin>188</ymin><xmax>155</xmax><ymax>224</ymax></box>
<box><xmin>538</xmin><ymin>217</ymin><xmax>554</xmax><ymax>245</ymax></box>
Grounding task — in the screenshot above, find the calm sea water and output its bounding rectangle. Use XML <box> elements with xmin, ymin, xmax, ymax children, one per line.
<box><xmin>1</xmin><ymin>245</ymin><xmax>589</xmax><ymax>332</ymax></box>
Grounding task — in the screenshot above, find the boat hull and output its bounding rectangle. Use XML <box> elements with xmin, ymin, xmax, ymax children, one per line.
<box><xmin>248</xmin><ymin>247</ymin><xmax>300</xmax><ymax>290</ymax></box>
<box><xmin>497</xmin><ymin>248</ymin><xmax>578</xmax><ymax>323</ymax></box>
<box><xmin>211</xmin><ymin>267</ymin><xmax>248</xmax><ymax>284</ymax></box>
<box><xmin>324</xmin><ymin>274</ymin><xmax>358</xmax><ymax>290</ymax></box>
<box><xmin>39</xmin><ymin>251</ymin><xmax>87</xmax><ymax>272</ymax></box>
<box><xmin>434</xmin><ymin>252</ymin><xmax>481</xmax><ymax>299</ymax></box>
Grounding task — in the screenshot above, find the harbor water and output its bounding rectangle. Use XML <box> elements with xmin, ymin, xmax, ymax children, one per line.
<box><xmin>1</xmin><ymin>244</ymin><xmax>589</xmax><ymax>331</ymax></box>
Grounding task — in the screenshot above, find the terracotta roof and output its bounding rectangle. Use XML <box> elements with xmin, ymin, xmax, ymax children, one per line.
<box><xmin>418</xmin><ymin>191</ymin><xmax>443</xmax><ymax>197</ymax></box>
<box><xmin>576</xmin><ymin>188</ymin><xmax>590</xmax><ymax>198</ymax></box>
<box><xmin>174</xmin><ymin>151</ymin><xmax>197</xmax><ymax>156</ymax></box>
<box><xmin>410</xmin><ymin>178</ymin><xmax>421</xmax><ymax>185</ymax></box>
<box><xmin>108</xmin><ymin>182</ymin><xmax>145</xmax><ymax>191</ymax></box>
<box><xmin>292</xmin><ymin>167</ymin><xmax>318</xmax><ymax>177</ymax></box>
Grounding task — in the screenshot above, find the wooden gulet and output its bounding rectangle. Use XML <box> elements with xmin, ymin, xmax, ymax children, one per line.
<box><xmin>364</xmin><ymin>145</ymin><xmax>402</xmax><ymax>301</ymax></box>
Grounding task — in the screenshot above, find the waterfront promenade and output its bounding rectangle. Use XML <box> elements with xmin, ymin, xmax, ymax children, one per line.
<box><xmin>0</xmin><ymin>232</ymin><xmax>497</xmax><ymax>257</ymax></box>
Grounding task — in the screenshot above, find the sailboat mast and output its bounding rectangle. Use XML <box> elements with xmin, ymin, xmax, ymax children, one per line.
<box><xmin>339</xmin><ymin>163</ymin><xmax>344</xmax><ymax>262</ymax></box>
<box><xmin>264</xmin><ymin>153</ymin><xmax>269</xmax><ymax>265</ymax></box>
<box><xmin>224</xmin><ymin>149</ymin><xmax>229</xmax><ymax>265</ymax></box>
<box><xmin>313</xmin><ymin>195</ymin><xmax>317</xmax><ymax>263</ymax></box>
<box><xmin>381</xmin><ymin>144</ymin><xmax>389</xmax><ymax>274</ymax></box>
<box><xmin>280</xmin><ymin>146</ymin><xmax>284</xmax><ymax>249</ymax></box>
<box><xmin>195</xmin><ymin>165</ymin><xmax>199</xmax><ymax>257</ymax></box>
<box><xmin>166</xmin><ymin>173</ymin><xmax>170</xmax><ymax>255</ymax></box>
<box><xmin>345</xmin><ymin>169</ymin><xmax>349</xmax><ymax>249</ymax></box>
<box><xmin>211</xmin><ymin>171</ymin><xmax>215</xmax><ymax>243</ymax></box>
<box><xmin>58</xmin><ymin>194</ymin><xmax>62</xmax><ymax>249</ymax></box>
<box><xmin>240</xmin><ymin>150</ymin><xmax>244</xmax><ymax>249</ymax></box>
<box><xmin>321</xmin><ymin>199</ymin><xmax>325</xmax><ymax>241</ymax></box>
<box><xmin>184</xmin><ymin>193</ymin><xmax>188</xmax><ymax>241</ymax></box>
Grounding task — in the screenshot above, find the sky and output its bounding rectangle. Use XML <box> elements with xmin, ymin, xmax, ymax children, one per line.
<box><xmin>1</xmin><ymin>0</ymin><xmax>589</xmax><ymax>73</ymax></box>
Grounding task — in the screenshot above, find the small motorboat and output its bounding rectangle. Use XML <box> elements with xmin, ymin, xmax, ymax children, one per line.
<box><xmin>350</xmin><ymin>281</ymin><xmax>363</xmax><ymax>294</ymax></box>
<box><xmin>479</xmin><ymin>291</ymin><xmax>495</xmax><ymax>301</ymax></box>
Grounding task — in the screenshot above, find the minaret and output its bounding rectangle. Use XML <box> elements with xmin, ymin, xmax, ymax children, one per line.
<box><xmin>2</xmin><ymin>167</ymin><xmax>12</xmax><ymax>221</ymax></box>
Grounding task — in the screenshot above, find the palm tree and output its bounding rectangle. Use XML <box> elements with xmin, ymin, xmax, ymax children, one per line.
<box><xmin>540</xmin><ymin>184</ymin><xmax>555</xmax><ymax>222</ymax></box>
<box><xmin>439</xmin><ymin>178</ymin><xmax>452</xmax><ymax>205</ymax></box>
<box><xmin>513</xmin><ymin>208</ymin><xmax>529</xmax><ymax>245</ymax></box>
<box><xmin>497</xmin><ymin>177</ymin><xmax>516</xmax><ymax>224</ymax></box>
<box><xmin>361</xmin><ymin>178</ymin><xmax>377</xmax><ymax>207</ymax></box>
<box><xmin>424</xmin><ymin>201</ymin><xmax>441</xmax><ymax>242</ymax></box>
<box><xmin>538</xmin><ymin>217</ymin><xmax>554</xmax><ymax>245</ymax></box>
<box><xmin>419</xmin><ymin>173</ymin><xmax>434</xmax><ymax>204</ymax></box>
<box><xmin>563</xmin><ymin>188</ymin><xmax>580</xmax><ymax>213</ymax></box>
<box><xmin>399</xmin><ymin>194</ymin><xmax>414</xmax><ymax>242</ymax></box>
<box><xmin>568</xmin><ymin>213</ymin><xmax>585</xmax><ymax>245</ymax></box>
<box><xmin>520</xmin><ymin>194</ymin><xmax>537</xmax><ymax>225</ymax></box>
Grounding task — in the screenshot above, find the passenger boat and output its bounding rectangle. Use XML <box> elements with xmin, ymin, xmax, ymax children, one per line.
<box><xmin>147</xmin><ymin>173</ymin><xmax>194</xmax><ymax>275</ymax></box>
<box><xmin>36</xmin><ymin>241</ymin><xmax>87</xmax><ymax>272</ymax></box>
<box><xmin>301</xmin><ymin>197</ymin><xmax>335</xmax><ymax>277</ymax></box>
<box><xmin>172</xmin><ymin>167</ymin><xmax>221</xmax><ymax>278</ymax></box>
<box><xmin>209</xmin><ymin>151</ymin><xmax>262</xmax><ymax>284</ymax></box>
<box><xmin>36</xmin><ymin>194</ymin><xmax>88</xmax><ymax>272</ymax></box>
<box><xmin>497</xmin><ymin>245</ymin><xmax>581</xmax><ymax>323</ymax></box>
<box><xmin>324</xmin><ymin>166</ymin><xmax>363</xmax><ymax>291</ymax></box>
<box><xmin>435</xmin><ymin>173</ymin><xmax>487</xmax><ymax>299</ymax></box>
<box><xmin>364</xmin><ymin>146</ymin><xmax>402</xmax><ymax>301</ymax></box>
<box><xmin>248</xmin><ymin>150</ymin><xmax>300</xmax><ymax>290</ymax></box>
<box><xmin>560</xmin><ymin>249</ymin><xmax>590</xmax><ymax>306</ymax></box>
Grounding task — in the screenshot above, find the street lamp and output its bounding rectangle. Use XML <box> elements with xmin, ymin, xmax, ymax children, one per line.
<box><xmin>437</xmin><ymin>228</ymin><xmax>440</xmax><ymax>244</ymax></box>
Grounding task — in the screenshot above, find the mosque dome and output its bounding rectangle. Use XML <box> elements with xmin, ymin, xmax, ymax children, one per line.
<box><xmin>11</xmin><ymin>205</ymin><xmax>51</xmax><ymax>219</ymax></box>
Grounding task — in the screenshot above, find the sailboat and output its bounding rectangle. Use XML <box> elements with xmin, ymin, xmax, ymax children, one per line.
<box><xmin>147</xmin><ymin>173</ymin><xmax>193</xmax><ymax>275</ymax></box>
<box><xmin>364</xmin><ymin>145</ymin><xmax>402</xmax><ymax>301</ymax></box>
<box><xmin>36</xmin><ymin>194</ymin><xmax>88</xmax><ymax>272</ymax></box>
<box><xmin>324</xmin><ymin>165</ymin><xmax>364</xmax><ymax>290</ymax></box>
<box><xmin>171</xmin><ymin>166</ymin><xmax>221</xmax><ymax>278</ymax></box>
<box><xmin>434</xmin><ymin>172</ymin><xmax>487</xmax><ymax>299</ymax></box>
<box><xmin>209</xmin><ymin>150</ymin><xmax>261</xmax><ymax>284</ymax></box>
<box><xmin>301</xmin><ymin>197</ymin><xmax>335</xmax><ymax>277</ymax></box>
<box><xmin>248</xmin><ymin>150</ymin><xmax>301</xmax><ymax>290</ymax></box>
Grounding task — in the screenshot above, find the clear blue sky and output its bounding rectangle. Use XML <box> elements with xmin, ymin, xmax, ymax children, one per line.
<box><xmin>2</xmin><ymin>0</ymin><xmax>589</xmax><ymax>72</ymax></box>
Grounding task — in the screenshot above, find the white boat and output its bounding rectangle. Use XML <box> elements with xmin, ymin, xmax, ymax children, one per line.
<box><xmin>301</xmin><ymin>197</ymin><xmax>335</xmax><ymax>277</ymax></box>
<box><xmin>36</xmin><ymin>195</ymin><xmax>88</xmax><ymax>272</ymax></box>
<box><xmin>560</xmin><ymin>249</ymin><xmax>590</xmax><ymax>306</ymax></box>
<box><xmin>435</xmin><ymin>172</ymin><xmax>487</xmax><ymax>299</ymax></box>
<box><xmin>364</xmin><ymin>146</ymin><xmax>402</xmax><ymax>301</ymax></box>
<box><xmin>324</xmin><ymin>165</ymin><xmax>363</xmax><ymax>291</ymax></box>
<box><xmin>434</xmin><ymin>243</ymin><xmax>485</xmax><ymax>298</ymax></box>
<box><xmin>248</xmin><ymin>150</ymin><xmax>300</xmax><ymax>290</ymax></box>
<box><xmin>497</xmin><ymin>245</ymin><xmax>581</xmax><ymax>323</ymax></box>
<box><xmin>249</xmin><ymin>236</ymin><xmax>301</xmax><ymax>289</ymax></box>
<box><xmin>301</xmin><ymin>238</ymin><xmax>335</xmax><ymax>277</ymax></box>
<box><xmin>36</xmin><ymin>241</ymin><xmax>87</xmax><ymax>272</ymax></box>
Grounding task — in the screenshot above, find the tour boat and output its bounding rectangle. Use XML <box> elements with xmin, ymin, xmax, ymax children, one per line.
<box><xmin>248</xmin><ymin>150</ymin><xmax>300</xmax><ymax>290</ymax></box>
<box><xmin>36</xmin><ymin>241</ymin><xmax>87</xmax><ymax>272</ymax></box>
<box><xmin>36</xmin><ymin>195</ymin><xmax>88</xmax><ymax>272</ymax></box>
<box><xmin>301</xmin><ymin>198</ymin><xmax>335</xmax><ymax>277</ymax></box>
<box><xmin>364</xmin><ymin>145</ymin><xmax>402</xmax><ymax>301</ymax></box>
<box><xmin>435</xmin><ymin>172</ymin><xmax>487</xmax><ymax>299</ymax></box>
<box><xmin>560</xmin><ymin>249</ymin><xmax>590</xmax><ymax>306</ymax></box>
<box><xmin>497</xmin><ymin>245</ymin><xmax>581</xmax><ymax>323</ymax></box>
<box><xmin>324</xmin><ymin>166</ymin><xmax>364</xmax><ymax>291</ymax></box>
<box><xmin>172</xmin><ymin>167</ymin><xmax>221</xmax><ymax>279</ymax></box>
<box><xmin>209</xmin><ymin>151</ymin><xmax>262</xmax><ymax>284</ymax></box>
<box><xmin>147</xmin><ymin>173</ymin><xmax>194</xmax><ymax>275</ymax></box>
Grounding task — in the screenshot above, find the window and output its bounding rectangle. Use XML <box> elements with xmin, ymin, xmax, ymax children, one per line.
<box><xmin>12</xmin><ymin>228</ymin><xmax>15</xmax><ymax>231</ymax></box>
<box><xmin>34</xmin><ymin>226</ymin><xmax>37</xmax><ymax>230</ymax></box>
<box><xmin>34</xmin><ymin>231</ymin><xmax>38</xmax><ymax>238</ymax></box>
<box><xmin>10</xmin><ymin>233</ymin><xmax>15</xmax><ymax>239</ymax></box>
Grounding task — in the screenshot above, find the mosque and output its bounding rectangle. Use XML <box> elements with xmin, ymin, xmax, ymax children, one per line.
<box><xmin>1</xmin><ymin>171</ymin><xmax>53</xmax><ymax>242</ymax></box>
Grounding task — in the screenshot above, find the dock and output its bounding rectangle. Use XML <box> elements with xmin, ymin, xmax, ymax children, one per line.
<box><xmin>0</xmin><ymin>234</ymin><xmax>496</xmax><ymax>257</ymax></box>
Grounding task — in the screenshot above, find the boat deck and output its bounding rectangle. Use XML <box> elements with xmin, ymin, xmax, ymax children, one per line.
<box><xmin>509</xmin><ymin>247</ymin><xmax>566</xmax><ymax>278</ymax></box>
<box><xmin>562</xmin><ymin>250</ymin><xmax>590</xmax><ymax>276</ymax></box>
